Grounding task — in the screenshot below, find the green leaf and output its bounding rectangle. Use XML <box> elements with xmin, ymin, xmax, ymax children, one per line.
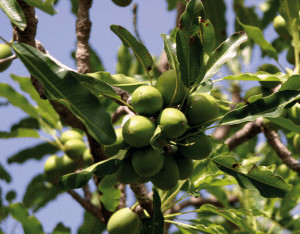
<box><xmin>150</xmin><ymin>125</ymin><xmax>165</xmax><ymax>153</ymax></box>
<box><xmin>176</xmin><ymin>0</ymin><xmax>204</xmax><ymax>88</ymax></box>
<box><xmin>199</xmin><ymin>19</ymin><xmax>215</xmax><ymax>54</ymax></box>
<box><xmin>58</xmin><ymin>158</ymin><xmax>119</xmax><ymax>190</ymax></box>
<box><xmin>220</xmin><ymin>90</ymin><xmax>300</xmax><ymax>125</ymax></box>
<box><xmin>166</xmin><ymin>0</ymin><xmax>177</xmax><ymax>11</ymax></box>
<box><xmin>0</xmin><ymin>82</ymin><xmax>38</xmax><ymax>118</ymax></box>
<box><xmin>52</xmin><ymin>222</ymin><xmax>71</xmax><ymax>234</ymax></box>
<box><xmin>201</xmin><ymin>32</ymin><xmax>248</xmax><ymax>84</ymax></box>
<box><xmin>279</xmin><ymin>0</ymin><xmax>299</xmax><ymax>34</ymax></box>
<box><xmin>8</xmin><ymin>142</ymin><xmax>59</xmax><ymax>164</ymax></box>
<box><xmin>212</xmin><ymin>155</ymin><xmax>292</xmax><ymax>198</ymax></box>
<box><xmin>10</xmin><ymin>117</ymin><xmax>40</xmax><ymax>131</ymax></box>
<box><xmin>176</xmin><ymin>220</ymin><xmax>228</xmax><ymax>234</ymax></box>
<box><xmin>279</xmin><ymin>74</ymin><xmax>300</xmax><ymax>91</ymax></box>
<box><xmin>11</xmin><ymin>42</ymin><xmax>116</xmax><ymax>145</ymax></box>
<box><xmin>0</xmin><ymin>163</ymin><xmax>11</xmax><ymax>183</ymax></box>
<box><xmin>265</xmin><ymin>117</ymin><xmax>300</xmax><ymax>134</ymax></box>
<box><xmin>5</xmin><ymin>190</ymin><xmax>17</xmax><ymax>203</ymax></box>
<box><xmin>110</xmin><ymin>25</ymin><xmax>153</xmax><ymax>80</ymax></box>
<box><xmin>260</xmin><ymin>0</ymin><xmax>280</xmax><ymax>29</ymax></box>
<box><xmin>0</xmin><ymin>0</ymin><xmax>26</xmax><ymax>30</ymax></box>
<box><xmin>23</xmin><ymin>174</ymin><xmax>62</xmax><ymax>212</ymax></box>
<box><xmin>77</xmin><ymin>211</ymin><xmax>106</xmax><ymax>234</ymax></box>
<box><xmin>23</xmin><ymin>0</ymin><xmax>56</xmax><ymax>15</ymax></box>
<box><xmin>116</xmin><ymin>44</ymin><xmax>132</xmax><ymax>75</ymax></box>
<box><xmin>237</xmin><ymin>18</ymin><xmax>278</xmax><ymax>60</ymax></box>
<box><xmin>98</xmin><ymin>175</ymin><xmax>121</xmax><ymax>212</ymax></box>
<box><xmin>10</xmin><ymin>203</ymin><xmax>45</xmax><ymax>234</ymax></box>
<box><xmin>0</xmin><ymin>128</ymin><xmax>39</xmax><ymax>139</ymax></box>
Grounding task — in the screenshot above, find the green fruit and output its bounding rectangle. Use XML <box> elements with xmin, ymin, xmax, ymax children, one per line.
<box><xmin>60</xmin><ymin>154</ymin><xmax>80</xmax><ymax>174</ymax></box>
<box><xmin>288</xmin><ymin>103</ymin><xmax>300</xmax><ymax>125</ymax></box>
<box><xmin>107</xmin><ymin>208</ymin><xmax>140</xmax><ymax>234</ymax></box>
<box><xmin>131</xmin><ymin>86</ymin><xmax>163</xmax><ymax>116</ymax></box>
<box><xmin>112</xmin><ymin>0</ymin><xmax>132</xmax><ymax>7</ymax></box>
<box><xmin>156</xmin><ymin>108</ymin><xmax>188</xmax><ymax>139</ymax></box>
<box><xmin>155</xmin><ymin>70</ymin><xmax>188</xmax><ymax>106</ymax></box>
<box><xmin>132</xmin><ymin>147</ymin><xmax>164</xmax><ymax>177</ymax></box>
<box><xmin>151</xmin><ymin>155</ymin><xmax>179</xmax><ymax>190</ymax></box>
<box><xmin>0</xmin><ymin>44</ymin><xmax>13</xmax><ymax>72</ymax></box>
<box><xmin>178</xmin><ymin>132</ymin><xmax>212</xmax><ymax>160</ymax></box>
<box><xmin>116</xmin><ymin>160</ymin><xmax>140</xmax><ymax>184</ymax></box>
<box><xmin>244</xmin><ymin>86</ymin><xmax>272</xmax><ymax>101</ymax></box>
<box><xmin>186</xmin><ymin>93</ymin><xmax>219</xmax><ymax>126</ymax></box>
<box><xmin>103</xmin><ymin>128</ymin><xmax>128</xmax><ymax>157</ymax></box>
<box><xmin>137</xmin><ymin>176</ymin><xmax>151</xmax><ymax>183</ymax></box>
<box><xmin>257</xmin><ymin>64</ymin><xmax>281</xmax><ymax>89</ymax></box>
<box><xmin>83</xmin><ymin>148</ymin><xmax>93</xmax><ymax>166</ymax></box>
<box><xmin>293</xmin><ymin>134</ymin><xmax>300</xmax><ymax>154</ymax></box>
<box><xmin>122</xmin><ymin>116</ymin><xmax>156</xmax><ymax>148</ymax></box>
<box><xmin>273</xmin><ymin>15</ymin><xmax>290</xmax><ymax>40</ymax></box>
<box><xmin>44</xmin><ymin>155</ymin><xmax>61</xmax><ymax>182</ymax></box>
<box><xmin>60</xmin><ymin>129</ymin><xmax>83</xmax><ymax>144</ymax></box>
<box><xmin>174</xmin><ymin>155</ymin><xmax>194</xmax><ymax>180</ymax></box>
<box><xmin>64</xmin><ymin>139</ymin><xmax>86</xmax><ymax>160</ymax></box>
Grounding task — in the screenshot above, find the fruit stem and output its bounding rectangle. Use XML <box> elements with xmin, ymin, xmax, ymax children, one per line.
<box><xmin>131</xmin><ymin>201</ymin><xmax>139</xmax><ymax>210</ymax></box>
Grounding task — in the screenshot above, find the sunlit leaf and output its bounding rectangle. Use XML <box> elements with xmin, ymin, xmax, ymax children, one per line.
<box><xmin>24</xmin><ymin>0</ymin><xmax>56</xmax><ymax>15</ymax></box>
<box><xmin>0</xmin><ymin>0</ymin><xmax>26</xmax><ymax>30</ymax></box>
<box><xmin>265</xmin><ymin>117</ymin><xmax>300</xmax><ymax>134</ymax></box>
<box><xmin>0</xmin><ymin>128</ymin><xmax>39</xmax><ymax>139</ymax></box>
<box><xmin>279</xmin><ymin>74</ymin><xmax>300</xmax><ymax>91</ymax></box>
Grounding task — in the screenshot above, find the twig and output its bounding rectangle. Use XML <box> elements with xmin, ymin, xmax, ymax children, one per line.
<box><xmin>111</xmin><ymin>106</ymin><xmax>133</xmax><ymax>123</ymax></box>
<box><xmin>0</xmin><ymin>54</ymin><xmax>17</xmax><ymax>64</ymax></box>
<box><xmin>213</xmin><ymin>125</ymin><xmax>231</xmax><ymax>141</ymax></box>
<box><xmin>132</xmin><ymin>4</ymin><xmax>142</xmax><ymax>42</ymax></box>
<box><xmin>262</xmin><ymin>126</ymin><xmax>300</xmax><ymax>173</ymax></box>
<box><xmin>82</xmin><ymin>184</ymin><xmax>92</xmax><ymax>200</ymax></box>
<box><xmin>130</xmin><ymin>183</ymin><xmax>153</xmax><ymax>216</ymax></box>
<box><xmin>118</xmin><ymin>184</ymin><xmax>127</xmax><ymax>209</ymax></box>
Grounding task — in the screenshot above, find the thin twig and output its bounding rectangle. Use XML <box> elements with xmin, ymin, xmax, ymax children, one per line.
<box><xmin>130</xmin><ymin>183</ymin><xmax>153</xmax><ymax>216</ymax></box>
<box><xmin>0</xmin><ymin>54</ymin><xmax>17</xmax><ymax>64</ymax></box>
<box><xmin>118</xmin><ymin>184</ymin><xmax>127</xmax><ymax>209</ymax></box>
<box><xmin>111</xmin><ymin>106</ymin><xmax>133</xmax><ymax>123</ymax></box>
<box><xmin>132</xmin><ymin>4</ymin><xmax>142</xmax><ymax>42</ymax></box>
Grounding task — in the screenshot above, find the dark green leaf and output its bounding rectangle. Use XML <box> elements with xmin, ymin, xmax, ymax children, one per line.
<box><xmin>212</xmin><ymin>155</ymin><xmax>292</xmax><ymax>198</ymax></box>
<box><xmin>166</xmin><ymin>0</ymin><xmax>177</xmax><ymax>11</ymax></box>
<box><xmin>0</xmin><ymin>128</ymin><xmax>39</xmax><ymax>139</ymax></box>
<box><xmin>52</xmin><ymin>222</ymin><xmax>71</xmax><ymax>234</ymax></box>
<box><xmin>70</xmin><ymin>0</ymin><xmax>78</xmax><ymax>15</ymax></box>
<box><xmin>199</xmin><ymin>19</ymin><xmax>215</xmax><ymax>54</ymax></box>
<box><xmin>220</xmin><ymin>90</ymin><xmax>300</xmax><ymax>125</ymax></box>
<box><xmin>8</xmin><ymin>142</ymin><xmax>59</xmax><ymax>164</ymax></box>
<box><xmin>279</xmin><ymin>0</ymin><xmax>299</xmax><ymax>34</ymax></box>
<box><xmin>10</xmin><ymin>117</ymin><xmax>40</xmax><ymax>131</ymax></box>
<box><xmin>77</xmin><ymin>211</ymin><xmax>106</xmax><ymax>234</ymax></box>
<box><xmin>24</xmin><ymin>0</ymin><xmax>56</xmax><ymax>15</ymax></box>
<box><xmin>0</xmin><ymin>0</ymin><xmax>26</xmax><ymax>30</ymax></box>
<box><xmin>89</xmin><ymin>46</ymin><xmax>105</xmax><ymax>72</ymax></box>
<box><xmin>11</xmin><ymin>43</ymin><xmax>116</xmax><ymax>145</ymax></box>
<box><xmin>110</xmin><ymin>25</ymin><xmax>153</xmax><ymax>79</ymax></box>
<box><xmin>23</xmin><ymin>174</ymin><xmax>62</xmax><ymax>212</ymax></box>
<box><xmin>265</xmin><ymin>117</ymin><xmax>300</xmax><ymax>134</ymax></box>
<box><xmin>5</xmin><ymin>190</ymin><xmax>16</xmax><ymax>203</ymax></box>
<box><xmin>0</xmin><ymin>163</ymin><xmax>11</xmax><ymax>183</ymax></box>
<box><xmin>260</xmin><ymin>0</ymin><xmax>280</xmax><ymax>29</ymax></box>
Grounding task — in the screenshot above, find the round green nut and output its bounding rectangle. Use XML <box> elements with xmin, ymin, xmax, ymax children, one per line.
<box><xmin>186</xmin><ymin>93</ymin><xmax>219</xmax><ymax>126</ymax></box>
<box><xmin>156</xmin><ymin>108</ymin><xmax>188</xmax><ymax>139</ymax></box>
<box><xmin>112</xmin><ymin>0</ymin><xmax>132</xmax><ymax>7</ymax></box>
<box><xmin>64</xmin><ymin>139</ymin><xmax>86</xmax><ymax>160</ymax></box>
<box><xmin>82</xmin><ymin>148</ymin><xmax>93</xmax><ymax>166</ymax></box>
<box><xmin>60</xmin><ymin>154</ymin><xmax>80</xmax><ymax>174</ymax></box>
<box><xmin>151</xmin><ymin>155</ymin><xmax>179</xmax><ymax>190</ymax></box>
<box><xmin>178</xmin><ymin>132</ymin><xmax>212</xmax><ymax>160</ymax></box>
<box><xmin>288</xmin><ymin>103</ymin><xmax>300</xmax><ymax>125</ymax></box>
<box><xmin>273</xmin><ymin>15</ymin><xmax>290</xmax><ymax>40</ymax></box>
<box><xmin>174</xmin><ymin>154</ymin><xmax>194</xmax><ymax>180</ymax></box>
<box><xmin>155</xmin><ymin>70</ymin><xmax>188</xmax><ymax>106</ymax></box>
<box><xmin>132</xmin><ymin>147</ymin><xmax>164</xmax><ymax>177</ymax></box>
<box><xmin>44</xmin><ymin>155</ymin><xmax>61</xmax><ymax>182</ymax></box>
<box><xmin>131</xmin><ymin>85</ymin><xmax>163</xmax><ymax>116</ymax></box>
<box><xmin>116</xmin><ymin>160</ymin><xmax>140</xmax><ymax>184</ymax></box>
<box><xmin>257</xmin><ymin>64</ymin><xmax>281</xmax><ymax>89</ymax></box>
<box><xmin>60</xmin><ymin>129</ymin><xmax>83</xmax><ymax>144</ymax></box>
<box><xmin>103</xmin><ymin>128</ymin><xmax>128</xmax><ymax>157</ymax></box>
<box><xmin>293</xmin><ymin>134</ymin><xmax>300</xmax><ymax>154</ymax></box>
<box><xmin>107</xmin><ymin>208</ymin><xmax>140</xmax><ymax>234</ymax></box>
<box><xmin>122</xmin><ymin>115</ymin><xmax>156</xmax><ymax>148</ymax></box>
<box><xmin>0</xmin><ymin>44</ymin><xmax>13</xmax><ymax>72</ymax></box>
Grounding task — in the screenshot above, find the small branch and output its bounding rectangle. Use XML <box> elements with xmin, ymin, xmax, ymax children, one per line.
<box><xmin>0</xmin><ymin>54</ymin><xmax>17</xmax><ymax>64</ymax></box>
<box><xmin>68</xmin><ymin>189</ymin><xmax>105</xmax><ymax>223</ymax></box>
<box><xmin>213</xmin><ymin>125</ymin><xmax>231</xmax><ymax>141</ymax></box>
<box><xmin>82</xmin><ymin>184</ymin><xmax>92</xmax><ymax>200</ymax></box>
<box><xmin>130</xmin><ymin>183</ymin><xmax>153</xmax><ymax>216</ymax></box>
<box><xmin>111</xmin><ymin>106</ymin><xmax>133</xmax><ymax>123</ymax></box>
<box><xmin>132</xmin><ymin>4</ymin><xmax>142</xmax><ymax>42</ymax></box>
<box><xmin>118</xmin><ymin>184</ymin><xmax>127</xmax><ymax>209</ymax></box>
<box><xmin>225</xmin><ymin>118</ymin><xmax>263</xmax><ymax>151</ymax></box>
<box><xmin>76</xmin><ymin>0</ymin><xmax>93</xmax><ymax>74</ymax></box>
<box><xmin>262</xmin><ymin>126</ymin><xmax>300</xmax><ymax>173</ymax></box>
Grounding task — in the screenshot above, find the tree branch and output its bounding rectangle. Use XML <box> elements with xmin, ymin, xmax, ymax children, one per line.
<box><xmin>118</xmin><ymin>184</ymin><xmax>127</xmax><ymax>209</ymax></box>
<box><xmin>111</xmin><ymin>106</ymin><xmax>133</xmax><ymax>123</ymax></box>
<box><xmin>0</xmin><ymin>54</ymin><xmax>17</xmax><ymax>64</ymax></box>
<box><xmin>130</xmin><ymin>183</ymin><xmax>153</xmax><ymax>216</ymax></box>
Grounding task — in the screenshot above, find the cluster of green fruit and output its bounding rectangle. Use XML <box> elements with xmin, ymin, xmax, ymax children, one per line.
<box><xmin>44</xmin><ymin>130</ymin><xmax>93</xmax><ymax>182</ymax></box>
<box><xmin>0</xmin><ymin>43</ymin><xmax>13</xmax><ymax>72</ymax></box>
<box><xmin>103</xmin><ymin>70</ymin><xmax>219</xmax><ymax>190</ymax></box>
<box><xmin>111</xmin><ymin>0</ymin><xmax>132</xmax><ymax>7</ymax></box>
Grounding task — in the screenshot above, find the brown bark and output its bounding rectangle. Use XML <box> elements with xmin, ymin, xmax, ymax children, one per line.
<box><xmin>130</xmin><ymin>183</ymin><xmax>153</xmax><ymax>216</ymax></box>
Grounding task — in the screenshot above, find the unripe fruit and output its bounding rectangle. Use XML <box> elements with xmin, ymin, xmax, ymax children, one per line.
<box><xmin>44</xmin><ymin>155</ymin><xmax>61</xmax><ymax>182</ymax></box>
<box><xmin>288</xmin><ymin>103</ymin><xmax>300</xmax><ymax>125</ymax></box>
<box><xmin>116</xmin><ymin>160</ymin><xmax>140</xmax><ymax>184</ymax></box>
<box><xmin>174</xmin><ymin>155</ymin><xmax>194</xmax><ymax>180</ymax></box>
<box><xmin>107</xmin><ymin>208</ymin><xmax>140</xmax><ymax>234</ymax></box>
<box><xmin>186</xmin><ymin>93</ymin><xmax>219</xmax><ymax>126</ymax></box>
<box><xmin>122</xmin><ymin>116</ymin><xmax>156</xmax><ymax>148</ymax></box>
<box><xmin>64</xmin><ymin>139</ymin><xmax>86</xmax><ymax>160</ymax></box>
<box><xmin>0</xmin><ymin>44</ymin><xmax>13</xmax><ymax>72</ymax></box>
<box><xmin>178</xmin><ymin>132</ymin><xmax>212</xmax><ymax>160</ymax></box>
<box><xmin>60</xmin><ymin>129</ymin><xmax>83</xmax><ymax>144</ymax></box>
<box><xmin>60</xmin><ymin>154</ymin><xmax>80</xmax><ymax>174</ymax></box>
<box><xmin>156</xmin><ymin>108</ymin><xmax>188</xmax><ymax>139</ymax></box>
<box><xmin>131</xmin><ymin>86</ymin><xmax>163</xmax><ymax>116</ymax></box>
<box><xmin>257</xmin><ymin>64</ymin><xmax>281</xmax><ymax>89</ymax></box>
<box><xmin>132</xmin><ymin>147</ymin><xmax>164</xmax><ymax>177</ymax></box>
<box><xmin>103</xmin><ymin>128</ymin><xmax>128</xmax><ymax>157</ymax></box>
<box><xmin>243</xmin><ymin>86</ymin><xmax>272</xmax><ymax>101</ymax></box>
<box><xmin>293</xmin><ymin>134</ymin><xmax>300</xmax><ymax>154</ymax></box>
<box><xmin>155</xmin><ymin>70</ymin><xmax>188</xmax><ymax>106</ymax></box>
<box><xmin>83</xmin><ymin>148</ymin><xmax>93</xmax><ymax>166</ymax></box>
<box><xmin>273</xmin><ymin>15</ymin><xmax>290</xmax><ymax>40</ymax></box>
<box><xmin>112</xmin><ymin>0</ymin><xmax>132</xmax><ymax>7</ymax></box>
<box><xmin>150</xmin><ymin>155</ymin><xmax>179</xmax><ymax>190</ymax></box>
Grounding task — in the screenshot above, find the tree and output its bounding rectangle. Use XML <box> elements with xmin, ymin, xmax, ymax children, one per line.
<box><xmin>0</xmin><ymin>0</ymin><xmax>300</xmax><ymax>233</ymax></box>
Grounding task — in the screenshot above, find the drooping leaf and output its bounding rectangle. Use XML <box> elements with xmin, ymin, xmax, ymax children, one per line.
<box><xmin>10</xmin><ymin>203</ymin><xmax>45</xmax><ymax>234</ymax></box>
<box><xmin>176</xmin><ymin>0</ymin><xmax>204</xmax><ymax>88</ymax></box>
<box><xmin>110</xmin><ymin>25</ymin><xmax>153</xmax><ymax>79</ymax></box>
<box><xmin>220</xmin><ymin>90</ymin><xmax>300</xmax><ymax>125</ymax></box>
<box><xmin>212</xmin><ymin>155</ymin><xmax>292</xmax><ymax>198</ymax></box>
<box><xmin>0</xmin><ymin>128</ymin><xmax>39</xmax><ymax>139</ymax></box>
<box><xmin>0</xmin><ymin>163</ymin><xmax>11</xmax><ymax>183</ymax></box>
<box><xmin>201</xmin><ymin>32</ymin><xmax>248</xmax><ymax>84</ymax></box>
<box><xmin>237</xmin><ymin>18</ymin><xmax>278</xmax><ymax>60</ymax></box>
<box><xmin>52</xmin><ymin>222</ymin><xmax>71</xmax><ymax>234</ymax></box>
<box><xmin>24</xmin><ymin>0</ymin><xmax>56</xmax><ymax>15</ymax></box>
<box><xmin>77</xmin><ymin>211</ymin><xmax>106</xmax><ymax>234</ymax></box>
<box><xmin>10</xmin><ymin>117</ymin><xmax>40</xmax><ymax>131</ymax></box>
<box><xmin>0</xmin><ymin>0</ymin><xmax>26</xmax><ymax>30</ymax></box>
<box><xmin>98</xmin><ymin>175</ymin><xmax>121</xmax><ymax>212</ymax></box>
<box><xmin>23</xmin><ymin>174</ymin><xmax>62</xmax><ymax>212</ymax></box>
<box><xmin>58</xmin><ymin>157</ymin><xmax>119</xmax><ymax>190</ymax></box>
<box><xmin>11</xmin><ymin>42</ymin><xmax>116</xmax><ymax>145</ymax></box>
<box><xmin>8</xmin><ymin>142</ymin><xmax>59</xmax><ymax>164</ymax></box>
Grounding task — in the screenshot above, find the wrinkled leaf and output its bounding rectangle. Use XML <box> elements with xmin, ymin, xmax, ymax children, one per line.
<box><xmin>0</xmin><ymin>128</ymin><xmax>39</xmax><ymax>139</ymax></box>
<box><xmin>0</xmin><ymin>0</ymin><xmax>26</xmax><ymax>30</ymax></box>
<box><xmin>0</xmin><ymin>163</ymin><xmax>11</xmax><ymax>183</ymax></box>
<box><xmin>24</xmin><ymin>0</ymin><xmax>56</xmax><ymax>15</ymax></box>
